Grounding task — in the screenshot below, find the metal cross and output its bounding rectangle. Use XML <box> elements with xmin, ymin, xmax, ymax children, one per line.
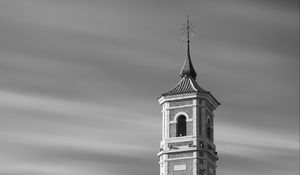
<box><xmin>180</xmin><ymin>15</ymin><xmax>195</xmax><ymax>44</ymax></box>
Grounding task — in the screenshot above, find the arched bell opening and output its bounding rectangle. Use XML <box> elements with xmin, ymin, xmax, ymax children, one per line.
<box><xmin>176</xmin><ymin>115</ymin><xmax>187</xmax><ymax>137</ymax></box>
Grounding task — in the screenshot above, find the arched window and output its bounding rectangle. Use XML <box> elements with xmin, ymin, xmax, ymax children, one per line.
<box><xmin>207</xmin><ymin>118</ymin><xmax>211</xmax><ymax>139</ymax></box>
<box><xmin>176</xmin><ymin>115</ymin><xmax>186</xmax><ymax>137</ymax></box>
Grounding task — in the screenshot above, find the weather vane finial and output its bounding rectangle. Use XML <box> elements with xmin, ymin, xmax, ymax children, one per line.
<box><xmin>180</xmin><ymin>15</ymin><xmax>195</xmax><ymax>46</ymax></box>
<box><xmin>179</xmin><ymin>15</ymin><xmax>197</xmax><ymax>79</ymax></box>
<box><xmin>187</xmin><ymin>15</ymin><xmax>191</xmax><ymax>44</ymax></box>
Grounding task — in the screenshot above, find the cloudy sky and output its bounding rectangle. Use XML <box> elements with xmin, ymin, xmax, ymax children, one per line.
<box><xmin>0</xmin><ymin>0</ymin><xmax>298</xmax><ymax>175</ymax></box>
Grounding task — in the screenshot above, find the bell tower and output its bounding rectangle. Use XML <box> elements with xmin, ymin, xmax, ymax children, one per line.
<box><xmin>157</xmin><ymin>16</ymin><xmax>220</xmax><ymax>175</ymax></box>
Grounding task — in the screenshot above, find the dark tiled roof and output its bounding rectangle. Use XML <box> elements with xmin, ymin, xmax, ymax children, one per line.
<box><xmin>162</xmin><ymin>76</ymin><xmax>208</xmax><ymax>96</ymax></box>
<box><xmin>180</xmin><ymin>47</ymin><xmax>197</xmax><ymax>79</ymax></box>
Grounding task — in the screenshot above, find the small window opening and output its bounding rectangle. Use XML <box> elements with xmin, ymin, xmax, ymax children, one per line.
<box><xmin>176</xmin><ymin>115</ymin><xmax>186</xmax><ymax>137</ymax></box>
<box><xmin>207</xmin><ymin>118</ymin><xmax>212</xmax><ymax>139</ymax></box>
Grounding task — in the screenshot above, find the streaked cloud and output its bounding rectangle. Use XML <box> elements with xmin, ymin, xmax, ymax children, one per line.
<box><xmin>0</xmin><ymin>0</ymin><xmax>298</xmax><ymax>175</ymax></box>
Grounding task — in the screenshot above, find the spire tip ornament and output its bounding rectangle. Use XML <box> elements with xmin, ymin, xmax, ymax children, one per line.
<box><xmin>180</xmin><ymin>15</ymin><xmax>197</xmax><ymax>79</ymax></box>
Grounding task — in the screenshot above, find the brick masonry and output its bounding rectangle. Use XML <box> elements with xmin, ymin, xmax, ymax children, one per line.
<box><xmin>169</xmin><ymin>121</ymin><xmax>193</xmax><ymax>137</ymax></box>
<box><xmin>169</xmin><ymin>107</ymin><xmax>193</xmax><ymax>121</ymax></box>
<box><xmin>168</xmin><ymin>141</ymin><xmax>193</xmax><ymax>147</ymax></box>
<box><xmin>168</xmin><ymin>152</ymin><xmax>193</xmax><ymax>158</ymax></box>
<box><xmin>168</xmin><ymin>159</ymin><xmax>193</xmax><ymax>175</ymax></box>
<box><xmin>169</xmin><ymin>100</ymin><xmax>193</xmax><ymax>107</ymax></box>
<box><xmin>187</xmin><ymin>121</ymin><xmax>193</xmax><ymax>135</ymax></box>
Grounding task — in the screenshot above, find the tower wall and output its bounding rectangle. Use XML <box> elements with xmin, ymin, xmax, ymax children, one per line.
<box><xmin>158</xmin><ymin>94</ymin><xmax>219</xmax><ymax>175</ymax></box>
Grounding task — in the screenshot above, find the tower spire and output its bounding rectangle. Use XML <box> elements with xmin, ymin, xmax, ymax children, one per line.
<box><xmin>180</xmin><ymin>15</ymin><xmax>197</xmax><ymax>79</ymax></box>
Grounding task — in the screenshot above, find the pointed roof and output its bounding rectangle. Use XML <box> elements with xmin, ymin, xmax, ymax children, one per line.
<box><xmin>180</xmin><ymin>15</ymin><xmax>197</xmax><ymax>79</ymax></box>
<box><xmin>162</xmin><ymin>75</ymin><xmax>208</xmax><ymax>96</ymax></box>
<box><xmin>159</xmin><ymin>16</ymin><xmax>220</xmax><ymax>107</ymax></box>
<box><xmin>180</xmin><ymin>43</ymin><xmax>197</xmax><ymax>79</ymax></box>
<box><xmin>162</xmin><ymin>16</ymin><xmax>205</xmax><ymax>96</ymax></box>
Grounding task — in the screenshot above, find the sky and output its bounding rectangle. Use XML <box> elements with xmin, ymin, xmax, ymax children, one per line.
<box><xmin>0</xmin><ymin>0</ymin><xmax>298</xmax><ymax>175</ymax></box>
